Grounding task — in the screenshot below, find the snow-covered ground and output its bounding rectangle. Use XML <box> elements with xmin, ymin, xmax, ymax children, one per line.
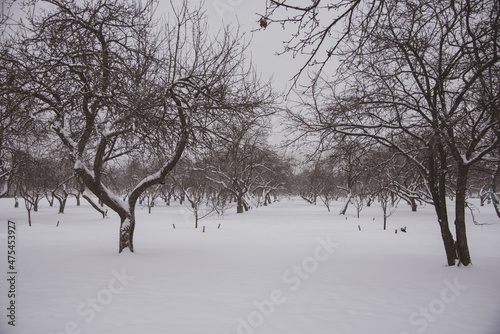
<box><xmin>1</xmin><ymin>196</ymin><xmax>499</xmax><ymax>334</ymax></box>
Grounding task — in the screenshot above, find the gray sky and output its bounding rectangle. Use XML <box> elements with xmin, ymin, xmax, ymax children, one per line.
<box><xmin>197</xmin><ymin>0</ymin><xmax>301</xmax><ymax>95</ymax></box>
<box><xmin>204</xmin><ymin>0</ymin><xmax>292</xmax><ymax>92</ymax></box>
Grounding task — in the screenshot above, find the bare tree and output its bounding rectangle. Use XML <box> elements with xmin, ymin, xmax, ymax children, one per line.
<box><xmin>328</xmin><ymin>139</ymin><xmax>372</xmax><ymax>215</ymax></box>
<box><xmin>251</xmin><ymin>148</ymin><xmax>291</xmax><ymax>207</ymax></box>
<box><xmin>14</xmin><ymin>151</ymin><xmax>52</xmax><ymax>225</ymax></box>
<box><xmin>295</xmin><ymin>157</ymin><xmax>339</xmax><ymax>211</ymax></box>
<box><xmin>8</xmin><ymin>0</ymin><xmax>273</xmax><ymax>252</ymax></box>
<box><xmin>271</xmin><ymin>0</ymin><xmax>500</xmax><ymax>266</ymax></box>
<box><xmin>295</xmin><ymin>165</ymin><xmax>323</xmax><ymax>205</ymax></box>
<box><xmin>174</xmin><ymin>160</ymin><xmax>215</xmax><ymax>229</ymax></box>
<box><xmin>206</xmin><ymin>117</ymin><xmax>273</xmax><ymax>214</ymax></box>
<box><xmin>0</xmin><ymin>38</ymin><xmax>36</xmax><ymax>198</ymax></box>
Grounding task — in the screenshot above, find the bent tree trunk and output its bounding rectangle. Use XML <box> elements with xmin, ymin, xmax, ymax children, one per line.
<box><xmin>82</xmin><ymin>191</ymin><xmax>107</xmax><ymax>218</ymax></box>
<box><xmin>455</xmin><ymin>166</ymin><xmax>472</xmax><ymax>266</ymax></box>
<box><xmin>339</xmin><ymin>193</ymin><xmax>352</xmax><ymax>215</ymax></box>
<box><xmin>78</xmin><ymin>171</ymin><xmax>137</xmax><ymax>253</ymax></box>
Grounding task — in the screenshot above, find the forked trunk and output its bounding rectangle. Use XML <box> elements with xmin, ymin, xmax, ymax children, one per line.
<box><xmin>54</xmin><ymin>191</ymin><xmax>68</xmax><ymax>214</ymax></box>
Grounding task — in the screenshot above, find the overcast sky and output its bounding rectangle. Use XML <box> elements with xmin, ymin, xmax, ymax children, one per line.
<box><xmin>203</xmin><ymin>0</ymin><xmax>295</xmax><ymax>93</ymax></box>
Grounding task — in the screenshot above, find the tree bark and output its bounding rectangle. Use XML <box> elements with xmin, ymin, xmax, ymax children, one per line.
<box><xmin>27</xmin><ymin>208</ymin><xmax>32</xmax><ymax>227</ymax></box>
<box><xmin>118</xmin><ymin>214</ymin><xmax>135</xmax><ymax>253</ymax></box>
<box><xmin>409</xmin><ymin>198</ymin><xmax>418</xmax><ymax>212</ymax></box>
<box><xmin>428</xmin><ymin>144</ymin><xmax>457</xmax><ymax>266</ymax></box>
<box><xmin>237</xmin><ymin>195</ymin><xmax>244</xmax><ymax>213</ymax></box>
<box><xmin>455</xmin><ymin>166</ymin><xmax>472</xmax><ymax>266</ymax></box>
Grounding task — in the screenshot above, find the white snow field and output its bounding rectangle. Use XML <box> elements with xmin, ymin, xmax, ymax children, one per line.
<box><xmin>1</xmin><ymin>196</ymin><xmax>499</xmax><ymax>334</ymax></box>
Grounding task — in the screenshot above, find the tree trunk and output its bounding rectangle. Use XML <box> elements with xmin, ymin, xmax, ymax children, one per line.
<box><xmin>491</xmin><ymin>173</ymin><xmax>500</xmax><ymax>219</ymax></box>
<box><xmin>119</xmin><ymin>214</ymin><xmax>135</xmax><ymax>253</ymax></box>
<box><xmin>491</xmin><ymin>187</ymin><xmax>500</xmax><ymax>219</ymax></box>
<box><xmin>33</xmin><ymin>196</ymin><xmax>39</xmax><ymax>212</ymax></box>
<box><xmin>46</xmin><ymin>192</ymin><xmax>54</xmax><ymax>206</ymax></box>
<box><xmin>237</xmin><ymin>195</ymin><xmax>244</xmax><ymax>213</ymax></box>
<box><xmin>455</xmin><ymin>166</ymin><xmax>472</xmax><ymax>266</ymax></box>
<box><xmin>24</xmin><ymin>199</ymin><xmax>33</xmax><ymax>226</ymax></box>
<box><xmin>381</xmin><ymin>196</ymin><xmax>388</xmax><ymax>230</ymax></box>
<box><xmin>339</xmin><ymin>193</ymin><xmax>352</xmax><ymax>215</ymax></box>
<box><xmin>55</xmin><ymin>196</ymin><xmax>66</xmax><ymax>214</ymax></box>
<box><xmin>409</xmin><ymin>198</ymin><xmax>418</xmax><ymax>212</ymax></box>
<box><xmin>428</xmin><ymin>144</ymin><xmax>457</xmax><ymax>266</ymax></box>
<box><xmin>437</xmin><ymin>214</ymin><xmax>456</xmax><ymax>265</ymax></box>
<box><xmin>431</xmin><ymin>171</ymin><xmax>456</xmax><ymax>266</ymax></box>
<box><xmin>54</xmin><ymin>191</ymin><xmax>68</xmax><ymax>214</ymax></box>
